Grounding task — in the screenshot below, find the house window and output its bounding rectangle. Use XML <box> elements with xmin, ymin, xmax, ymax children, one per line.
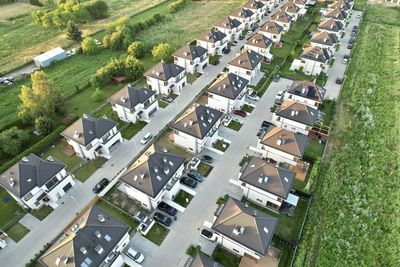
<box><xmin>246</xmin><ymin>70</ymin><xmax>252</xmax><ymax>75</ymax></box>
<box><xmin>276</xmin><ymin>116</ymin><xmax>281</xmax><ymax>121</ymax></box>
<box><xmin>233</xmin><ymin>249</ymin><xmax>240</xmax><ymax>253</ymax></box>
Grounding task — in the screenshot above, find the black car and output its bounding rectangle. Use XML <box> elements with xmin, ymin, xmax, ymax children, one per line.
<box><xmin>153</xmin><ymin>212</ymin><xmax>173</xmax><ymax>227</ymax></box>
<box><xmin>223</xmin><ymin>47</ymin><xmax>231</xmax><ymax>54</ymax></box>
<box><xmin>180</xmin><ymin>177</ymin><xmax>198</xmax><ymax>188</ymax></box>
<box><xmin>157</xmin><ymin>202</ymin><xmax>177</xmax><ymax>216</ymax></box>
<box><xmin>261</xmin><ymin>120</ymin><xmax>272</xmax><ymax>128</ymax></box>
<box><xmin>273</xmin><ymin>74</ymin><xmax>280</xmax><ymax>82</ymax></box>
<box><xmin>347</xmin><ymin>43</ymin><xmax>353</xmax><ymax>49</ymax></box>
<box><xmin>239</xmin><ymin>35</ymin><xmax>245</xmax><ymax>40</ymax></box>
<box><xmin>201</xmin><ymin>155</ymin><xmax>213</xmax><ymax>164</ymax></box>
<box><xmin>187</xmin><ymin>171</ymin><xmax>205</xmax><ymax>182</ymax></box>
<box><xmin>349</xmin><ymin>38</ymin><xmax>355</xmax><ymax>44</ymax></box>
<box><xmin>335</xmin><ymin>77</ymin><xmax>343</xmax><ymax>84</ymax></box>
<box><xmin>93</xmin><ymin>178</ymin><xmax>109</xmax><ymax>193</ymax></box>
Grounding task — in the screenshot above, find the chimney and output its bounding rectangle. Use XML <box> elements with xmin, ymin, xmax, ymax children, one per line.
<box><xmin>291</xmin><ymin>110</ymin><xmax>296</xmax><ymax>116</ymax></box>
<box><xmin>73</xmin><ymin>131</ymin><xmax>80</xmax><ymax>139</ymax></box>
<box><xmin>189</xmin><ymin>119</ymin><xmax>194</xmax><ymax>126</ymax></box>
<box><xmin>184</xmin><ymin>122</ymin><xmax>188</xmax><ymax>128</ymax></box>
<box><xmin>94</xmin><ymin>230</ymin><xmax>101</xmax><ymax>239</ymax></box>
<box><xmin>80</xmin><ymin>247</ymin><xmax>87</xmax><ymax>255</ymax></box>
<box><xmin>163</xmin><ymin>156</ymin><xmax>167</xmax><ymax>163</ymax></box>
<box><xmin>233</xmin><ymin>225</ymin><xmax>245</xmax><ymax>236</ymax></box>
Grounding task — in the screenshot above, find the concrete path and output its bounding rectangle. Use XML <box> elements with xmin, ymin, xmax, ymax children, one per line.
<box><xmin>18</xmin><ymin>214</ymin><xmax>41</xmax><ymax>231</ymax></box>
<box><xmin>324</xmin><ymin>10</ymin><xmax>363</xmax><ymax>99</ymax></box>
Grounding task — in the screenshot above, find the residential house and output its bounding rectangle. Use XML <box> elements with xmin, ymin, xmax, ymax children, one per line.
<box><xmin>292</xmin><ymin>0</ymin><xmax>306</xmax><ymax>10</ymax></box>
<box><xmin>256</xmin><ymin>127</ymin><xmax>308</xmax><ymax>165</ymax></box>
<box><xmin>284</xmin><ymin>80</ymin><xmax>326</xmax><ymax>108</ymax></box>
<box><xmin>310</xmin><ymin>31</ymin><xmax>339</xmax><ymax>55</ymax></box>
<box><xmin>229</xmin><ymin>8</ymin><xmax>257</xmax><ymax>29</ymax></box>
<box><xmin>190</xmin><ymin>253</ymin><xmax>224</xmax><ymax>267</ymax></box>
<box><xmin>328</xmin><ymin>0</ymin><xmax>353</xmax><ymax>12</ymax></box>
<box><xmin>280</xmin><ymin>2</ymin><xmax>300</xmax><ymax>21</ymax></box>
<box><xmin>144</xmin><ymin>61</ymin><xmax>186</xmax><ymax>95</ymax></box>
<box><xmin>228</xmin><ymin>49</ymin><xmax>263</xmax><ymax>84</ymax></box>
<box><xmin>272</xmin><ymin>100</ymin><xmax>318</xmax><ymax>135</ymax></box>
<box><xmin>61</xmin><ymin>115</ymin><xmax>123</xmax><ymax>160</ymax></box>
<box><xmin>214</xmin><ymin>17</ymin><xmax>243</xmax><ymax>41</ymax></box>
<box><xmin>108</xmin><ymin>85</ymin><xmax>159</xmax><ymax>124</ymax></box>
<box><xmin>260</xmin><ymin>21</ymin><xmax>284</xmax><ymax>43</ymax></box>
<box><xmin>40</xmin><ymin>205</ymin><xmax>131</xmax><ymax>267</ymax></box>
<box><xmin>173</xmin><ymin>44</ymin><xmax>209</xmax><ymax>74</ymax></box>
<box><xmin>290</xmin><ymin>46</ymin><xmax>331</xmax><ymax>76</ymax></box>
<box><xmin>237</xmin><ymin>156</ymin><xmax>295</xmax><ymax>210</ymax></box>
<box><xmin>171</xmin><ymin>104</ymin><xmax>223</xmax><ymax>154</ymax></box>
<box><xmin>207</xmin><ymin>73</ymin><xmax>249</xmax><ymax>113</ymax></box>
<box><xmin>260</xmin><ymin>0</ymin><xmax>274</xmax><ymax>12</ymax></box>
<box><xmin>317</xmin><ymin>18</ymin><xmax>344</xmax><ymax>38</ymax></box>
<box><xmin>242</xmin><ymin>0</ymin><xmax>267</xmax><ymax>20</ymax></box>
<box><xmin>270</xmin><ymin>11</ymin><xmax>292</xmax><ymax>32</ymax></box>
<box><xmin>212</xmin><ymin>197</ymin><xmax>278</xmax><ymax>260</ymax></box>
<box><xmin>323</xmin><ymin>8</ymin><xmax>348</xmax><ymax>24</ymax></box>
<box><xmin>0</xmin><ymin>154</ymin><xmax>75</xmax><ymax>210</ymax></box>
<box><xmin>196</xmin><ymin>29</ymin><xmax>228</xmax><ymax>56</ymax></box>
<box><xmin>245</xmin><ymin>33</ymin><xmax>273</xmax><ymax>61</ymax></box>
<box><xmin>120</xmin><ymin>144</ymin><xmax>185</xmax><ymax>210</ymax></box>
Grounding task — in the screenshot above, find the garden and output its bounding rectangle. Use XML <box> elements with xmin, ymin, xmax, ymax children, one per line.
<box><xmin>144</xmin><ymin>223</ymin><xmax>170</xmax><ymax>246</ymax></box>
<box><xmin>226</xmin><ymin>120</ymin><xmax>243</xmax><ymax>131</ymax></box>
<box><xmin>173</xmin><ymin>190</ymin><xmax>194</xmax><ymax>208</ymax></box>
<box><xmin>212</xmin><ymin>139</ymin><xmax>230</xmax><ymax>152</ymax></box>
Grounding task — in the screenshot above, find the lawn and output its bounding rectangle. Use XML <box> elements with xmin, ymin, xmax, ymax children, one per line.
<box><xmin>239</xmin><ymin>154</ymin><xmax>252</xmax><ymax>167</ymax></box>
<box><xmin>245</xmin><ymin>199</ymin><xmax>308</xmax><ymax>242</ymax></box>
<box><xmin>0</xmin><ymin>187</ymin><xmax>26</xmax><ymax>229</ymax></box>
<box><xmin>30</xmin><ymin>206</ymin><xmax>53</xmax><ymax>221</ymax></box>
<box><xmin>74</xmin><ymin>158</ymin><xmax>107</xmax><ymax>182</ymax></box>
<box><xmin>197</xmin><ymin>162</ymin><xmax>213</xmax><ymax>177</ymax></box>
<box><xmin>304</xmin><ymin>139</ymin><xmax>325</xmax><ymax>163</ymax></box>
<box><xmin>186</xmin><ymin>73</ymin><xmax>199</xmax><ymax>84</ymax></box>
<box><xmin>121</xmin><ymin>121</ymin><xmax>147</xmax><ymax>140</ymax></box>
<box><xmin>241</xmin><ymin>104</ymin><xmax>254</xmax><ymax>113</ymax></box>
<box><xmin>295</xmin><ymin>6</ymin><xmax>400</xmax><ymax>266</ymax></box>
<box><xmin>212</xmin><ymin>139</ymin><xmax>230</xmax><ymax>152</ymax></box>
<box><xmin>43</xmin><ymin>140</ymin><xmax>82</xmax><ymax>172</ymax></box>
<box><xmin>7</xmin><ymin>222</ymin><xmax>30</xmax><ymax>242</ymax></box>
<box><xmin>320</xmin><ymin>99</ymin><xmax>336</xmax><ymax>126</ymax></box>
<box><xmin>212</xmin><ymin>246</ymin><xmax>241</xmax><ymax>267</ymax></box>
<box><xmin>227</xmin><ymin>120</ymin><xmax>243</xmax><ymax>131</ymax></box>
<box><xmin>0</xmin><ymin>2</ymin><xmax>38</xmax><ymax>21</ymax></box>
<box><xmin>173</xmin><ymin>190</ymin><xmax>194</xmax><ymax>208</ymax></box>
<box><xmin>280</xmin><ymin>11</ymin><xmax>317</xmax><ymax>44</ymax></box>
<box><xmin>96</xmin><ymin>200</ymin><xmax>139</xmax><ymax>234</ymax></box>
<box><xmin>144</xmin><ymin>223</ymin><xmax>170</xmax><ymax>246</ymax></box>
<box><xmin>159</xmin><ymin>100</ymin><xmax>169</xmax><ymax>109</ymax></box>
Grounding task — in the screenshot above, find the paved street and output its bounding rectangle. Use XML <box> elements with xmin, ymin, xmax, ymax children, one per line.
<box><xmin>324</xmin><ymin>10</ymin><xmax>363</xmax><ymax>99</ymax></box>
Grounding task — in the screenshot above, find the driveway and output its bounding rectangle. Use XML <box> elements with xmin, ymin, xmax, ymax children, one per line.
<box><xmin>324</xmin><ymin>10</ymin><xmax>363</xmax><ymax>99</ymax></box>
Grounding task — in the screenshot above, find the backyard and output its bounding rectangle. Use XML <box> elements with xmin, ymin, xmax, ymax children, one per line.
<box><xmin>0</xmin><ymin>187</ymin><xmax>26</xmax><ymax>229</ymax></box>
<box><xmin>212</xmin><ymin>246</ymin><xmax>241</xmax><ymax>267</ymax></box>
<box><xmin>144</xmin><ymin>223</ymin><xmax>170</xmax><ymax>246</ymax></box>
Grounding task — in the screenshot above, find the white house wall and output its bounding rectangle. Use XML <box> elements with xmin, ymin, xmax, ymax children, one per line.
<box><xmin>215</xmin><ymin>234</ymin><xmax>261</xmax><ymax>260</ymax></box>
<box><xmin>260</xmin><ymin>31</ymin><xmax>282</xmax><ymax>43</ymax></box>
<box><xmin>241</xmin><ymin>183</ymin><xmax>283</xmax><ymax>208</ymax></box>
<box><xmin>244</xmin><ymin>44</ymin><xmax>271</xmax><ymax>59</ymax></box>
<box><xmin>283</xmin><ymin>92</ymin><xmax>320</xmax><ymax>109</ymax></box>
<box><xmin>271</xmin><ymin>114</ymin><xmax>310</xmax><ymax>135</ymax></box>
<box><xmin>256</xmin><ymin>142</ymin><xmax>297</xmax><ymax>165</ymax></box>
<box><xmin>174</xmin><ymin>56</ymin><xmax>209</xmax><ymax>74</ymax></box>
<box><xmin>228</xmin><ymin>64</ymin><xmax>260</xmax><ymax>83</ymax></box>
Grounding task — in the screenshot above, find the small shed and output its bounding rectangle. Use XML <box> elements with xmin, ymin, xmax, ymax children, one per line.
<box><xmin>33</xmin><ymin>47</ymin><xmax>67</xmax><ymax>68</ymax></box>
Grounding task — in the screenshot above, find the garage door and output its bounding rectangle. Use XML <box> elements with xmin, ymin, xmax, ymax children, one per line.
<box><xmin>63</xmin><ymin>182</ymin><xmax>72</xmax><ymax>193</ymax></box>
<box><xmin>148</xmin><ymin>107</ymin><xmax>157</xmax><ymax>117</ymax></box>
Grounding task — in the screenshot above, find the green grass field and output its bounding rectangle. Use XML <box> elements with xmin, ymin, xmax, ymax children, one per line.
<box><xmin>144</xmin><ymin>223</ymin><xmax>170</xmax><ymax>245</ymax></box>
<box><xmin>0</xmin><ymin>187</ymin><xmax>26</xmax><ymax>229</ymax></box>
<box><xmin>7</xmin><ymin>222</ymin><xmax>30</xmax><ymax>242</ymax></box>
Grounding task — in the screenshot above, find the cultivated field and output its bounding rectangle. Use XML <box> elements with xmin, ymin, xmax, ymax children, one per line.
<box><xmin>0</xmin><ymin>0</ymin><xmax>166</xmax><ymax>74</ymax></box>
<box><xmin>0</xmin><ymin>2</ymin><xmax>38</xmax><ymax>21</ymax></box>
<box><xmin>295</xmin><ymin>5</ymin><xmax>400</xmax><ymax>266</ymax></box>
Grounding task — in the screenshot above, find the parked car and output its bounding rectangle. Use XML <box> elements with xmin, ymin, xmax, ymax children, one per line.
<box><xmin>239</xmin><ymin>35</ymin><xmax>245</xmax><ymax>40</ymax></box>
<box><xmin>273</xmin><ymin>74</ymin><xmax>280</xmax><ymax>82</ymax></box>
<box><xmin>1</xmin><ymin>80</ymin><xmax>12</xmax><ymax>86</ymax></box>
<box><xmin>351</xmin><ymin>31</ymin><xmax>357</xmax><ymax>37</ymax></box>
<box><xmin>93</xmin><ymin>178</ymin><xmax>109</xmax><ymax>193</ymax></box>
<box><xmin>201</xmin><ymin>155</ymin><xmax>213</xmax><ymax>164</ymax></box>
<box><xmin>347</xmin><ymin>43</ymin><xmax>353</xmax><ymax>49</ymax></box>
<box><xmin>247</xmin><ymin>92</ymin><xmax>260</xmax><ymax>101</ymax></box>
<box><xmin>157</xmin><ymin>202</ymin><xmax>177</xmax><ymax>216</ymax></box>
<box><xmin>349</xmin><ymin>38</ymin><xmax>355</xmax><ymax>44</ymax></box>
<box><xmin>180</xmin><ymin>176</ymin><xmax>198</xmax><ymax>188</ymax></box>
<box><xmin>223</xmin><ymin>47</ymin><xmax>231</xmax><ymax>54</ymax></box>
<box><xmin>343</xmin><ymin>55</ymin><xmax>349</xmax><ymax>64</ymax></box>
<box><xmin>240</xmin><ymin>45</ymin><xmax>245</xmax><ymax>51</ymax></box>
<box><xmin>200</xmin><ymin>228</ymin><xmax>217</xmax><ymax>242</ymax></box>
<box><xmin>275</xmin><ymin>90</ymin><xmax>283</xmax><ymax>104</ymax></box>
<box><xmin>234</xmin><ymin>110</ymin><xmax>247</xmax><ymax>117</ymax></box>
<box><xmin>222</xmin><ymin>115</ymin><xmax>232</xmax><ymax>126</ymax></box>
<box><xmin>161</xmin><ymin>95</ymin><xmax>173</xmax><ymax>103</ymax></box>
<box><xmin>187</xmin><ymin>171</ymin><xmax>204</xmax><ymax>182</ymax></box>
<box><xmin>140</xmin><ymin>133</ymin><xmax>153</xmax><ymax>145</ymax></box>
<box><xmin>261</xmin><ymin>120</ymin><xmax>272</xmax><ymax>128</ymax></box>
<box><xmin>257</xmin><ymin>129</ymin><xmax>266</xmax><ymax>137</ymax></box>
<box><xmin>153</xmin><ymin>212</ymin><xmax>173</xmax><ymax>227</ymax></box>
<box><xmin>335</xmin><ymin>77</ymin><xmax>343</xmax><ymax>84</ymax></box>
<box><xmin>126</xmin><ymin>248</ymin><xmax>145</xmax><ymax>263</ymax></box>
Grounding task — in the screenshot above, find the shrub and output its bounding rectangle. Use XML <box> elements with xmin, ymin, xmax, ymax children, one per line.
<box><xmin>87</xmin><ymin>0</ymin><xmax>109</xmax><ymax>19</ymax></box>
<box><xmin>66</xmin><ymin>20</ymin><xmax>82</xmax><ymax>41</ymax></box>
<box><xmin>169</xmin><ymin>0</ymin><xmax>188</xmax><ymax>13</ymax></box>
<box><xmin>127</xmin><ymin>41</ymin><xmax>146</xmax><ymax>58</ymax></box>
<box><xmin>91</xmin><ymin>88</ymin><xmax>105</xmax><ymax>102</ymax></box>
<box><xmin>0</xmin><ymin>127</ymin><xmax>30</xmax><ymax>156</ymax></box>
<box><xmin>186</xmin><ymin>245</ymin><xmax>201</xmax><ymax>257</ymax></box>
<box><xmin>152</xmin><ymin>43</ymin><xmax>174</xmax><ymax>62</ymax></box>
<box><xmin>35</xmin><ymin>116</ymin><xmax>55</xmax><ymax>135</ymax></box>
<box><xmin>82</xmin><ymin>37</ymin><xmax>101</xmax><ymax>55</ymax></box>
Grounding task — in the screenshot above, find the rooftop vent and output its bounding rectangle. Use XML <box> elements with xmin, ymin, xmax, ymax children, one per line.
<box><xmin>134</xmin><ymin>175</ymin><xmax>138</xmax><ymax>181</ymax></box>
<box><xmin>73</xmin><ymin>131</ymin><xmax>80</xmax><ymax>139</ymax></box>
<box><xmin>154</xmin><ymin>166</ymin><xmax>159</xmax><ymax>173</ymax></box>
<box><xmin>162</xmin><ymin>147</ymin><xmax>168</xmax><ymax>153</ymax></box>
<box><xmin>169</xmin><ymin>161</ymin><xmax>174</xmax><ymax>166</ymax></box>
<box><xmin>189</xmin><ymin>119</ymin><xmax>194</xmax><ymax>126</ymax></box>
<box><xmin>233</xmin><ymin>225</ymin><xmax>245</xmax><ymax>236</ymax></box>
<box><xmin>284</xmin><ymin>177</ymin><xmax>289</xmax><ymax>183</ymax></box>
<box><xmin>120</xmin><ymin>96</ymin><xmax>127</xmax><ymax>103</ymax></box>
<box><xmin>98</xmin><ymin>214</ymin><xmax>105</xmax><ymax>222</ymax></box>
<box><xmin>80</xmin><ymin>247</ymin><xmax>88</xmax><ymax>255</ymax></box>
<box><xmin>263</xmin><ymin>227</ymin><xmax>269</xmax><ymax>234</ymax></box>
<box><xmin>163</xmin><ymin>156</ymin><xmax>167</xmax><ymax>163</ymax></box>
<box><xmin>140</xmin><ymin>173</ymin><xmax>145</xmax><ymax>179</ymax></box>
<box><xmin>27</xmin><ymin>178</ymin><xmax>32</xmax><ymax>183</ymax></box>
<box><xmin>156</xmin><ymin>175</ymin><xmax>162</xmax><ymax>181</ymax></box>
<box><xmin>95</xmin><ymin>230</ymin><xmax>101</xmax><ymax>239</ymax></box>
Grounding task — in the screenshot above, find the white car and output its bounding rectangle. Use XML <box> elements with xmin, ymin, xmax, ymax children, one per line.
<box><xmin>140</xmin><ymin>133</ymin><xmax>153</xmax><ymax>145</ymax></box>
<box><xmin>200</xmin><ymin>228</ymin><xmax>217</xmax><ymax>242</ymax></box>
<box><xmin>275</xmin><ymin>90</ymin><xmax>283</xmax><ymax>104</ymax></box>
<box><xmin>126</xmin><ymin>247</ymin><xmax>145</xmax><ymax>263</ymax></box>
<box><xmin>247</xmin><ymin>92</ymin><xmax>260</xmax><ymax>101</ymax></box>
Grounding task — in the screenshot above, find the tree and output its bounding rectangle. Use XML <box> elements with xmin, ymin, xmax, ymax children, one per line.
<box><xmin>81</xmin><ymin>37</ymin><xmax>101</xmax><ymax>55</ymax></box>
<box><xmin>66</xmin><ymin>20</ymin><xmax>82</xmax><ymax>41</ymax></box>
<box><xmin>124</xmin><ymin>56</ymin><xmax>145</xmax><ymax>80</ymax></box>
<box><xmin>35</xmin><ymin>116</ymin><xmax>55</xmax><ymax>135</ymax></box>
<box><xmin>127</xmin><ymin>41</ymin><xmax>146</xmax><ymax>58</ymax></box>
<box><xmin>152</xmin><ymin>43</ymin><xmax>174</xmax><ymax>62</ymax></box>
<box><xmin>18</xmin><ymin>71</ymin><xmax>62</xmax><ymax>124</ymax></box>
<box><xmin>91</xmin><ymin>88</ymin><xmax>105</xmax><ymax>102</ymax></box>
<box><xmin>0</xmin><ymin>127</ymin><xmax>29</xmax><ymax>156</ymax></box>
<box><xmin>87</xmin><ymin>0</ymin><xmax>109</xmax><ymax>19</ymax></box>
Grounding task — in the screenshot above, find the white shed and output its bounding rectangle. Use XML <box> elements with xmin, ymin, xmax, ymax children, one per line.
<box><xmin>33</xmin><ymin>47</ymin><xmax>67</xmax><ymax>68</ymax></box>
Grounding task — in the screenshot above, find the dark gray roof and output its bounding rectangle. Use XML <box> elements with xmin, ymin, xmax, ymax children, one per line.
<box><xmin>228</xmin><ymin>49</ymin><xmax>263</xmax><ymax>70</ymax></box>
<box><xmin>207</xmin><ymin>73</ymin><xmax>249</xmax><ymax>100</ymax></box>
<box><xmin>191</xmin><ymin>252</ymin><xmax>224</xmax><ymax>267</ymax></box>
<box><xmin>301</xmin><ymin>46</ymin><xmax>330</xmax><ymax>63</ymax></box>
<box><xmin>108</xmin><ymin>84</ymin><xmax>155</xmax><ymax>109</ymax></box>
<box><xmin>197</xmin><ymin>29</ymin><xmax>227</xmax><ymax>43</ymax></box>
<box><xmin>276</xmin><ymin>100</ymin><xmax>318</xmax><ymax>126</ymax></box>
<box><xmin>215</xmin><ymin>17</ymin><xmax>242</xmax><ymax>30</ymax></box>
<box><xmin>173</xmin><ymin>44</ymin><xmax>208</xmax><ymax>61</ymax></box>
<box><xmin>171</xmin><ymin>105</ymin><xmax>223</xmax><ymax>139</ymax></box>
<box><xmin>288</xmin><ymin>80</ymin><xmax>326</xmax><ymax>102</ymax></box>
<box><xmin>212</xmin><ymin>197</ymin><xmax>278</xmax><ymax>255</ymax></box>
<box><xmin>0</xmin><ymin>154</ymin><xmax>66</xmax><ymax>197</ymax></box>
<box><xmin>318</xmin><ymin>19</ymin><xmax>343</xmax><ymax>32</ymax></box>
<box><xmin>61</xmin><ymin>115</ymin><xmax>118</xmax><ymax>146</ymax></box>
<box><xmin>240</xmin><ymin>157</ymin><xmax>295</xmax><ymax>199</ymax></box>
<box><xmin>120</xmin><ymin>144</ymin><xmax>186</xmax><ymax>198</ymax></box>
<box><xmin>72</xmin><ymin>205</ymin><xmax>130</xmax><ymax>267</ymax></box>
<box><xmin>144</xmin><ymin>62</ymin><xmax>185</xmax><ymax>81</ymax></box>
